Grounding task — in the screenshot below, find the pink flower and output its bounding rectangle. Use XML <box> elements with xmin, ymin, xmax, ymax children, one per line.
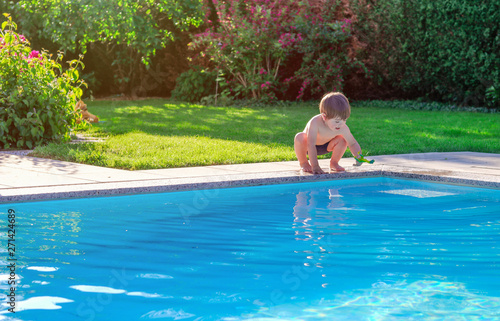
<box><xmin>261</xmin><ymin>81</ymin><xmax>271</xmax><ymax>89</ymax></box>
<box><xmin>259</xmin><ymin>68</ymin><xmax>267</xmax><ymax>75</ymax></box>
<box><xmin>29</xmin><ymin>50</ymin><xmax>40</xmax><ymax>59</ymax></box>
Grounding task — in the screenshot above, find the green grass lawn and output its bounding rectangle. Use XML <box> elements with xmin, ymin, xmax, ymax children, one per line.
<box><xmin>31</xmin><ymin>99</ymin><xmax>500</xmax><ymax>170</ymax></box>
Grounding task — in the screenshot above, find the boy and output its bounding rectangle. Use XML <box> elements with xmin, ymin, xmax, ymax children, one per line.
<box><xmin>294</xmin><ymin>92</ymin><xmax>362</xmax><ymax>174</ymax></box>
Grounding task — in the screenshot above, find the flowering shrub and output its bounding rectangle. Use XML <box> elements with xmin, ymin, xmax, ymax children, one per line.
<box><xmin>190</xmin><ymin>0</ymin><xmax>366</xmax><ymax>101</ymax></box>
<box><xmin>191</xmin><ymin>0</ymin><xmax>294</xmax><ymax>101</ymax></box>
<box><xmin>0</xmin><ymin>14</ymin><xmax>85</xmax><ymax>149</ymax></box>
<box><xmin>292</xmin><ymin>17</ymin><xmax>368</xmax><ymax>99</ymax></box>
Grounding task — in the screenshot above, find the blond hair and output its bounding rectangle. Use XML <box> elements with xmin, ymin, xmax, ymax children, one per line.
<box><xmin>319</xmin><ymin>92</ymin><xmax>351</xmax><ymax>120</ymax></box>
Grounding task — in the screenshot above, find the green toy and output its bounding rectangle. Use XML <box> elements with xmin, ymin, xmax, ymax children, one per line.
<box><xmin>354</xmin><ymin>152</ymin><xmax>375</xmax><ymax>166</ymax></box>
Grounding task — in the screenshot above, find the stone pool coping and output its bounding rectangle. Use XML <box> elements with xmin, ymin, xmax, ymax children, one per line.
<box><xmin>0</xmin><ymin>151</ymin><xmax>499</xmax><ymax>203</ymax></box>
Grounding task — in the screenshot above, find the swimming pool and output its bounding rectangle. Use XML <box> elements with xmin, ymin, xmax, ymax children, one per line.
<box><xmin>1</xmin><ymin>177</ymin><xmax>500</xmax><ymax>320</ymax></box>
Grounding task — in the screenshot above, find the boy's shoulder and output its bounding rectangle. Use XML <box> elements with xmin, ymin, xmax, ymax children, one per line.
<box><xmin>309</xmin><ymin>114</ymin><xmax>323</xmax><ymax>123</ymax></box>
<box><xmin>306</xmin><ymin>114</ymin><xmax>324</xmax><ymax>129</ymax></box>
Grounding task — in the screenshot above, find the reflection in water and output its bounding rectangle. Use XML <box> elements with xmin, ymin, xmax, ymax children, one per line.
<box><xmin>292</xmin><ymin>187</ymin><xmax>350</xmax><ymax>240</ymax></box>
<box><xmin>0</xmin><ymin>209</ymin><xmax>83</xmax><ymax>317</ymax></box>
<box><xmin>291</xmin><ymin>188</ymin><xmax>353</xmax><ymax>281</ymax></box>
<box><xmin>25</xmin><ymin>210</ymin><xmax>84</xmax><ymax>263</ymax></box>
<box><xmin>70</xmin><ymin>285</ymin><xmax>126</xmax><ymax>294</ymax></box>
<box><xmin>26</xmin><ymin>267</ymin><xmax>58</xmax><ymax>272</ymax></box>
<box><xmin>5</xmin><ymin>296</ymin><xmax>73</xmax><ymax>312</ymax></box>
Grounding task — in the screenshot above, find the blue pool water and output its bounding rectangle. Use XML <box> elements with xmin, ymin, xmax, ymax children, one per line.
<box><xmin>1</xmin><ymin>177</ymin><xmax>500</xmax><ymax>320</ymax></box>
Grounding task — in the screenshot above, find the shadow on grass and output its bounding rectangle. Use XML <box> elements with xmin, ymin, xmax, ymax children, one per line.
<box><xmin>86</xmin><ymin>99</ymin><xmax>500</xmax><ymax>155</ymax></box>
<box><xmin>87</xmin><ymin>99</ymin><xmax>312</xmax><ymax>146</ymax></box>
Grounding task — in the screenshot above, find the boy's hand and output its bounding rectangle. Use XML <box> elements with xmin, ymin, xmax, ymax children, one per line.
<box><xmin>312</xmin><ymin>166</ymin><xmax>325</xmax><ymax>175</ymax></box>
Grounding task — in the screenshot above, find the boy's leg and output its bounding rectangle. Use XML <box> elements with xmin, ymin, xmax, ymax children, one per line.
<box><xmin>327</xmin><ymin>135</ymin><xmax>347</xmax><ymax>172</ymax></box>
<box><xmin>294</xmin><ymin>132</ymin><xmax>312</xmax><ymax>172</ymax></box>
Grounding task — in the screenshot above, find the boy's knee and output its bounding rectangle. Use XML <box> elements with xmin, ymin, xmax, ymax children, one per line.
<box><xmin>328</xmin><ymin>136</ymin><xmax>347</xmax><ymax>150</ymax></box>
<box><xmin>294</xmin><ymin>132</ymin><xmax>307</xmax><ymax>144</ymax></box>
<box><xmin>337</xmin><ymin>136</ymin><xmax>347</xmax><ymax>147</ymax></box>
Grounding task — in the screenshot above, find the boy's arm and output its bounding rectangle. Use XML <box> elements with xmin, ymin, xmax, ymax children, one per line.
<box><xmin>341</xmin><ymin>126</ymin><xmax>362</xmax><ymax>157</ymax></box>
<box><xmin>306</xmin><ymin>119</ymin><xmax>325</xmax><ymax>174</ymax></box>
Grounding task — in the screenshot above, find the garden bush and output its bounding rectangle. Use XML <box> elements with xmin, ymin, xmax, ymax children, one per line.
<box><xmin>190</xmin><ymin>0</ymin><xmax>367</xmax><ymax>101</ymax></box>
<box><xmin>0</xmin><ymin>14</ymin><xmax>85</xmax><ymax>149</ymax></box>
<box><xmin>351</xmin><ymin>0</ymin><xmax>500</xmax><ymax>107</ymax></box>
<box><xmin>171</xmin><ymin>66</ymin><xmax>217</xmax><ymax>102</ymax></box>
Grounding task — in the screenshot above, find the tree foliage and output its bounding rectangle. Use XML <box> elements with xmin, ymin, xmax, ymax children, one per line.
<box><xmin>14</xmin><ymin>0</ymin><xmax>202</xmax><ymax>57</ymax></box>
<box><xmin>2</xmin><ymin>0</ymin><xmax>204</xmax><ymax>96</ymax></box>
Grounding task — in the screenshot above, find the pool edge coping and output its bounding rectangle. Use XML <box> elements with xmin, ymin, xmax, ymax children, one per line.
<box><xmin>1</xmin><ymin>166</ymin><xmax>498</xmax><ymax>203</ymax></box>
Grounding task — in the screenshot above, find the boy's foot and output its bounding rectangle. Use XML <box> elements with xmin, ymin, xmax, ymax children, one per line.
<box><xmin>330</xmin><ymin>163</ymin><xmax>345</xmax><ymax>172</ymax></box>
<box><xmin>300</xmin><ymin>162</ymin><xmax>313</xmax><ymax>173</ymax></box>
